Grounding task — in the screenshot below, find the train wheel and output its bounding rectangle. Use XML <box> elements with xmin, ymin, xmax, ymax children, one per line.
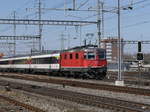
<box><xmin>83</xmin><ymin>72</ymin><xmax>91</xmax><ymax>79</ymax></box>
<box><xmin>97</xmin><ymin>71</ymin><xmax>106</xmax><ymax>80</ymax></box>
<box><xmin>73</xmin><ymin>72</ymin><xmax>79</xmax><ymax>79</ymax></box>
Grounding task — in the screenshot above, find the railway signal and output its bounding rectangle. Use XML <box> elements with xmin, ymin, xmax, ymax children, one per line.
<box><xmin>137</xmin><ymin>41</ymin><xmax>144</xmax><ymax>86</ymax></box>
<box><xmin>137</xmin><ymin>41</ymin><xmax>144</xmax><ymax>61</ymax></box>
<box><xmin>137</xmin><ymin>52</ymin><xmax>143</xmax><ymax>61</ymax></box>
<box><xmin>138</xmin><ymin>41</ymin><xmax>141</xmax><ymax>52</ymax></box>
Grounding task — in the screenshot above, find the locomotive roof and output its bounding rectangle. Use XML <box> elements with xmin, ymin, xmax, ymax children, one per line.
<box><xmin>62</xmin><ymin>45</ymin><xmax>104</xmax><ymax>52</ymax></box>
<box><xmin>0</xmin><ymin>45</ymin><xmax>105</xmax><ymax>61</ymax></box>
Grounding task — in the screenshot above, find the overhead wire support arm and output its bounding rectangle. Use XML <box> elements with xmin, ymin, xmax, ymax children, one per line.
<box><xmin>0</xmin><ymin>35</ymin><xmax>40</xmax><ymax>40</ymax></box>
<box><xmin>40</xmin><ymin>8</ymin><xmax>96</xmax><ymax>12</ymax></box>
<box><xmin>0</xmin><ymin>19</ymin><xmax>97</xmax><ymax>26</ymax></box>
<box><xmin>101</xmin><ymin>40</ymin><xmax>150</xmax><ymax>44</ymax></box>
<box><xmin>124</xmin><ymin>40</ymin><xmax>150</xmax><ymax>44</ymax></box>
<box><xmin>0</xmin><ymin>42</ymin><xmax>15</xmax><ymax>44</ymax></box>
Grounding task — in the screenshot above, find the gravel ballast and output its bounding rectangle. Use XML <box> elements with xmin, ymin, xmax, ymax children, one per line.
<box><xmin>0</xmin><ymin>75</ymin><xmax>150</xmax><ymax>112</ymax></box>
<box><xmin>0</xmin><ymin>81</ymin><xmax>111</xmax><ymax>112</ymax></box>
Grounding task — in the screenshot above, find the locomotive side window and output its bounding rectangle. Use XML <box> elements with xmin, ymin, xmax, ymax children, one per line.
<box><xmin>64</xmin><ymin>54</ymin><xmax>67</xmax><ymax>59</ymax></box>
<box><xmin>84</xmin><ymin>54</ymin><xmax>86</xmax><ymax>59</ymax></box>
<box><xmin>76</xmin><ymin>53</ymin><xmax>79</xmax><ymax>59</ymax></box>
<box><xmin>70</xmin><ymin>54</ymin><xmax>73</xmax><ymax>59</ymax></box>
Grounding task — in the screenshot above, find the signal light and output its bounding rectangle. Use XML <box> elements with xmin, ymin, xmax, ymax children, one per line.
<box><xmin>137</xmin><ymin>52</ymin><xmax>143</xmax><ymax>61</ymax></box>
<box><xmin>138</xmin><ymin>41</ymin><xmax>141</xmax><ymax>52</ymax></box>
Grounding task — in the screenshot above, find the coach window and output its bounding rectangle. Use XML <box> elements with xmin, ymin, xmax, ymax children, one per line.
<box><xmin>64</xmin><ymin>54</ymin><xmax>67</xmax><ymax>59</ymax></box>
<box><xmin>14</xmin><ymin>60</ymin><xmax>23</xmax><ymax>64</ymax></box>
<box><xmin>76</xmin><ymin>53</ymin><xmax>79</xmax><ymax>59</ymax></box>
<box><xmin>70</xmin><ymin>53</ymin><xmax>73</xmax><ymax>59</ymax></box>
<box><xmin>0</xmin><ymin>61</ymin><xmax>8</xmax><ymax>64</ymax></box>
<box><xmin>32</xmin><ymin>59</ymin><xmax>36</xmax><ymax>64</ymax></box>
<box><xmin>52</xmin><ymin>57</ymin><xmax>58</xmax><ymax>63</ymax></box>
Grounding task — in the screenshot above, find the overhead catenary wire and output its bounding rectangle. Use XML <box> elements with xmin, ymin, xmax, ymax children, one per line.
<box><xmin>132</xmin><ymin>0</ymin><xmax>150</xmax><ymax>5</ymax></box>
<box><xmin>104</xmin><ymin>1</ymin><xmax>150</xmax><ymax>21</ymax></box>
<box><xmin>1</xmin><ymin>0</ymin><xmax>150</xmax><ymax>56</ymax></box>
<box><xmin>123</xmin><ymin>20</ymin><xmax>150</xmax><ymax>28</ymax></box>
<box><xmin>103</xmin><ymin>0</ymin><xmax>150</xmax><ymax>33</ymax></box>
<box><xmin>74</xmin><ymin>0</ymin><xmax>150</xmax><ymax>21</ymax></box>
<box><xmin>0</xmin><ymin>0</ymin><xmax>40</xmax><ymax>56</ymax></box>
<box><xmin>105</xmin><ymin>19</ymin><xmax>150</xmax><ymax>33</ymax></box>
<box><xmin>77</xmin><ymin>0</ymin><xmax>90</xmax><ymax>9</ymax></box>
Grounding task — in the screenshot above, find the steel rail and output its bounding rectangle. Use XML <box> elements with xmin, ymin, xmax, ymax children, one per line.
<box><xmin>0</xmin><ymin>95</ymin><xmax>45</xmax><ymax>112</ymax></box>
<box><xmin>0</xmin><ymin>74</ymin><xmax>150</xmax><ymax>96</ymax></box>
<box><xmin>0</xmin><ymin>80</ymin><xmax>149</xmax><ymax>112</ymax></box>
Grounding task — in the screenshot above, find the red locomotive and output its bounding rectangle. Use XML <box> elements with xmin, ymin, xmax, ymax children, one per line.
<box><xmin>60</xmin><ymin>45</ymin><xmax>107</xmax><ymax>79</ymax></box>
<box><xmin>0</xmin><ymin>45</ymin><xmax>107</xmax><ymax>79</ymax></box>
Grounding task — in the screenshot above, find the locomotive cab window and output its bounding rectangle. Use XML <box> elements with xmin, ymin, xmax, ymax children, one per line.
<box><xmin>84</xmin><ymin>52</ymin><xmax>95</xmax><ymax>60</ymax></box>
<box><xmin>98</xmin><ymin>50</ymin><xmax>105</xmax><ymax>59</ymax></box>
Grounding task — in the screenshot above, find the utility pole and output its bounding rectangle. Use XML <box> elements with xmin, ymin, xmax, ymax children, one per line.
<box><xmin>137</xmin><ymin>41</ymin><xmax>144</xmax><ymax>86</ymax></box>
<box><xmin>38</xmin><ymin>0</ymin><xmax>42</xmax><ymax>52</ymax></box>
<box><xmin>68</xmin><ymin>33</ymin><xmax>70</xmax><ymax>49</ymax></box>
<box><xmin>97</xmin><ymin>0</ymin><xmax>101</xmax><ymax>48</ymax></box>
<box><xmin>79</xmin><ymin>25</ymin><xmax>82</xmax><ymax>46</ymax></box>
<box><xmin>115</xmin><ymin>0</ymin><xmax>124</xmax><ymax>86</ymax></box>
<box><xmin>118</xmin><ymin>0</ymin><xmax>122</xmax><ymax>81</ymax></box>
<box><xmin>13</xmin><ymin>11</ymin><xmax>16</xmax><ymax>56</ymax></box>
<box><xmin>60</xmin><ymin>33</ymin><xmax>66</xmax><ymax>50</ymax></box>
<box><xmin>73</xmin><ymin>0</ymin><xmax>76</xmax><ymax>10</ymax></box>
<box><xmin>26</xmin><ymin>0</ymin><xmax>43</xmax><ymax>52</ymax></box>
<box><xmin>101</xmin><ymin>2</ymin><xmax>104</xmax><ymax>39</ymax></box>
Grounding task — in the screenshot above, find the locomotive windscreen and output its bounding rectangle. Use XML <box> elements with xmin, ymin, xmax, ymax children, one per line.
<box><xmin>98</xmin><ymin>50</ymin><xmax>106</xmax><ymax>59</ymax></box>
<box><xmin>84</xmin><ymin>52</ymin><xmax>95</xmax><ymax>60</ymax></box>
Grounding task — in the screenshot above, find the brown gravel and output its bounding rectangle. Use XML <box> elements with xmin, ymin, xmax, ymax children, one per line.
<box><xmin>0</xmin><ymin>92</ymin><xmax>28</xmax><ymax>112</ymax></box>
<box><xmin>0</xmin><ymin>86</ymin><xmax>111</xmax><ymax>112</ymax></box>
<box><xmin>1</xmin><ymin>72</ymin><xmax>150</xmax><ymax>112</ymax></box>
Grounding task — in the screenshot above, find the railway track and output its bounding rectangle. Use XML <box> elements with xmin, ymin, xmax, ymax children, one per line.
<box><xmin>1</xmin><ymin>73</ymin><xmax>150</xmax><ymax>96</ymax></box>
<box><xmin>0</xmin><ymin>94</ymin><xmax>45</xmax><ymax>112</ymax></box>
<box><xmin>106</xmin><ymin>71</ymin><xmax>150</xmax><ymax>86</ymax></box>
<box><xmin>0</xmin><ymin>80</ymin><xmax>150</xmax><ymax>112</ymax></box>
<box><xmin>107</xmin><ymin>71</ymin><xmax>150</xmax><ymax>80</ymax></box>
<box><xmin>105</xmin><ymin>76</ymin><xmax>150</xmax><ymax>86</ymax></box>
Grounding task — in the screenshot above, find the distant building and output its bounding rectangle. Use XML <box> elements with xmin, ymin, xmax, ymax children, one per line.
<box><xmin>101</xmin><ymin>37</ymin><xmax>124</xmax><ymax>62</ymax></box>
<box><xmin>0</xmin><ymin>53</ymin><xmax>4</xmax><ymax>58</ymax></box>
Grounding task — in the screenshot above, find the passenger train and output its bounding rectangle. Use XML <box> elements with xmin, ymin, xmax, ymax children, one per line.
<box><xmin>0</xmin><ymin>45</ymin><xmax>107</xmax><ymax>79</ymax></box>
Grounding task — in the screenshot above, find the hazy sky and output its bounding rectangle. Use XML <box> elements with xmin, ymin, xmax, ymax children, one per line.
<box><xmin>0</xmin><ymin>0</ymin><xmax>150</xmax><ymax>54</ymax></box>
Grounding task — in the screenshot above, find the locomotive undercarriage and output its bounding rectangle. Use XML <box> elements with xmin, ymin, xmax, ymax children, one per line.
<box><xmin>85</xmin><ymin>68</ymin><xmax>107</xmax><ymax>79</ymax></box>
<box><xmin>0</xmin><ymin>67</ymin><xmax>107</xmax><ymax>80</ymax></box>
<box><xmin>60</xmin><ymin>67</ymin><xmax>107</xmax><ymax>79</ymax></box>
